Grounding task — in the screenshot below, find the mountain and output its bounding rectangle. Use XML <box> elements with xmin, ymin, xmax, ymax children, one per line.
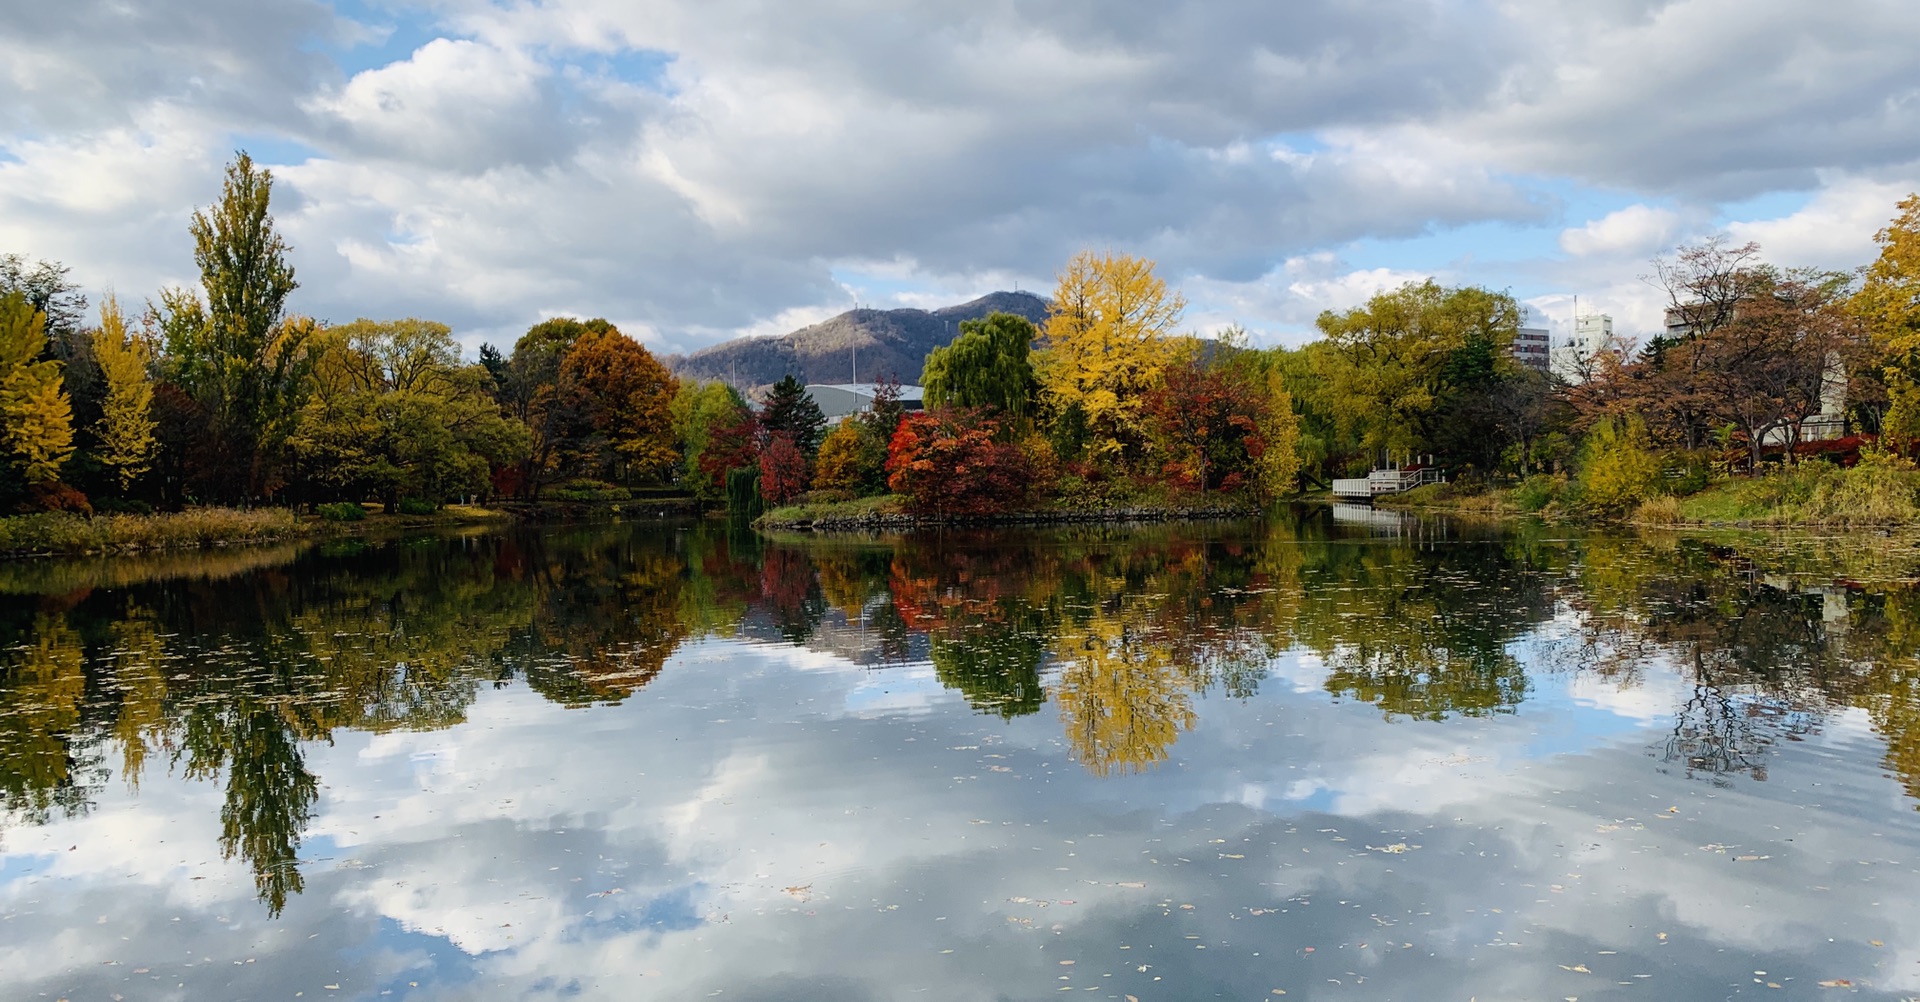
<box><xmin>664</xmin><ymin>291</ymin><xmax>1050</xmax><ymax>394</ymax></box>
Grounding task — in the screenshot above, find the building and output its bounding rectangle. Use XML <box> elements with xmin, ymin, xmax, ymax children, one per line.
<box><xmin>1510</xmin><ymin>307</ymin><xmax>1550</xmax><ymax>373</ymax></box>
<box><xmin>804</xmin><ymin>383</ymin><xmax>925</xmax><ymax>421</ymax></box>
<box><xmin>1551</xmin><ymin>312</ymin><xmax>1615</xmax><ymax>383</ymax></box>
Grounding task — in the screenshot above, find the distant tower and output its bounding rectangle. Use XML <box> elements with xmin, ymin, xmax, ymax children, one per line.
<box><xmin>1508</xmin><ymin>306</ymin><xmax>1551</xmax><ymax>373</ymax></box>
<box><xmin>1552</xmin><ymin>308</ymin><xmax>1615</xmax><ymax>383</ymax></box>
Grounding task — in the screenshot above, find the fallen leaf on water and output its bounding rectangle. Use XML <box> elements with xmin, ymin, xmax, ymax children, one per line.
<box><xmin>1558</xmin><ymin>964</ymin><xmax>1590</xmax><ymax>973</ymax></box>
<box><xmin>1870</xmin><ymin>940</ymin><xmax>1884</xmax><ymax>947</ymax></box>
<box><xmin>1819</xmin><ymin>980</ymin><xmax>1854</xmax><ymax>988</ymax></box>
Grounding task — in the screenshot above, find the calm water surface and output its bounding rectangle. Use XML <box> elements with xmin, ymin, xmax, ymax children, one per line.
<box><xmin>4</xmin><ymin>511</ymin><xmax>1920</xmax><ymax>1000</ymax></box>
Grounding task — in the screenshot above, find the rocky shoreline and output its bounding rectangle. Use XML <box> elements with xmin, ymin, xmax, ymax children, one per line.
<box><xmin>757</xmin><ymin>504</ymin><xmax>1260</xmax><ymax>532</ymax></box>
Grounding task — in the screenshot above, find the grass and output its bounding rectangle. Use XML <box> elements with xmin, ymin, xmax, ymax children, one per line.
<box><xmin>0</xmin><ymin>503</ymin><xmax>512</xmax><ymax>558</ymax></box>
<box><xmin>1373</xmin><ymin>482</ymin><xmax>1519</xmax><ymax>514</ymax></box>
<box><xmin>1652</xmin><ymin>453</ymin><xmax>1920</xmax><ymax>528</ymax></box>
<box><xmin>760</xmin><ymin>494</ymin><xmax>908</xmax><ymax>525</ymax></box>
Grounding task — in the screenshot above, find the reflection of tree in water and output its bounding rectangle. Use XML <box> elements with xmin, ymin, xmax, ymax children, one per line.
<box><xmin>180</xmin><ymin>702</ymin><xmax>320</xmax><ymax>916</ymax></box>
<box><xmin>760</xmin><ymin>546</ymin><xmax>827</xmax><ymax>644</ymax></box>
<box><xmin>1295</xmin><ymin>541</ymin><xmax>1554</xmax><ymax>721</ymax></box>
<box><xmin>0</xmin><ymin>612</ymin><xmax>99</xmax><ymax>822</ymax></box>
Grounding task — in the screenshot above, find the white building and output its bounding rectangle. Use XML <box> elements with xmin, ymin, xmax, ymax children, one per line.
<box><xmin>1551</xmin><ymin>312</ymin><xmax>1616</xmax><ymax>383</ymax></box>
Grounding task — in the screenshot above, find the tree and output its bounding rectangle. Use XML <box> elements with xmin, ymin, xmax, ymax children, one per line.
<box><xmin>0</xmin><ymin>254</ymin><xmax>87</xmax><ymax>342</ymax></box>
<box><xmin>1312</xmin><ymin>280</ymin><xmax>1521</xmax><ymax>462</ymax></box>
<box><xmin>559</xmin><ymin>327</ymin><xmax>679</xmax><ymax>483</ymax></box>
<box><xmin>758</xmin><ymin>432</ymin><xmax>810</xmax><ymax>505</ymax></box>
<box><xmin>288</xmin><ymin>319</ymin><xmax>529</xmax><ymax>508</ymax></box>
<box><xmin>1857</xmin><ymin>194</ymin><xmax>1920</xmax><ymax>452</ymax></box>
<box><xmin>922</xmin><ymin>312</ymin><xmax>1039</xmax><ymax>420</ymax></box>
<box><xmin>813</xmin><ymin>416</ymin><xmax>888</xmax><ymax>495</ymax></box>
<box><xmin>91</xmin><ymin>295</ymin><xmax>157</xmax><ymax>490</ymax></box>
<box><xmin>672</xmin><ymin>380</ymin><xmax>751</xmax><ymax>502</ymax></box>
<box><xmin>161</xmin><ymin>151</ymin><xmax>310</xmax><ymax>499</ymax></box>
<box><xmin>0</xmin><ymin>293</ymin><xmax>74</xmax><ymax>486</ymax></box>
<box><xmin>886</xmin><ymin>407</ymin><xmax>1034</xmax><ymax>515</ymax></box>
<box><xmin>1579</xmin><ymin>416</ymin><xmax>1661</xmax><ymax>512</ymax></box>
<box><xmin>1034</xmin><ymin>251</ymin><xmax>1186</xmax><ymax>461</ymax></box>
<box><xmin>761</xmin><ymin>374</ymin><xmax>826</xmax><ymax>457</ymax></box>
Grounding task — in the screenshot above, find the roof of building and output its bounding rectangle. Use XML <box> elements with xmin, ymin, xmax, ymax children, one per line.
<box><xmin>805</xmin><ymin>383</ymin><xmax>925</xmax><ymax>401</ymax></box>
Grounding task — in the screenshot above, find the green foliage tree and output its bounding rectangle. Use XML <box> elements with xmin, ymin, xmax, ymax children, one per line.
<box><xmin>160</xmin><ymin>152</ymin><xmax>311</xmax><ymax>499</ymax></box>
<box><xmin>1313</xmin><ymin>280</ymin><xmax>1521</xmax><ymax>461</ymax></box>
<box><xmin>922</xmin><ymin>312</ymin><xmax>1039</xmax><ymax>420</ymax></box>
<box><xmin>672</xmin><ymin>380</ymin><xmax>750</xmax><ymax>501</ymax></box>
<box><xmin>0</xmin><ymin>292</ymin><xmax>75</xmax><ymax>485</ymax></box>
<box><xmin>761</xmin><ymin>373</ymin><xmax>826</xmax><ymax>457</ymax></box>
<box><xmin>288</xmin><ymin>319</ymin><xmax>529</xmax><ymax>508</ymax></box>
<box><xmin>91</xmin><ymin>295</ymin><xmax>157</xmax><ymax>490</ymax></box>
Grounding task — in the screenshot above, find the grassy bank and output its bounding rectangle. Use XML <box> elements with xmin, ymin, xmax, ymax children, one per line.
<box><xmin>1633</xmin><ymin>453</ymin><xmax>1920</xmax><ymax>528</ymax></box>
<box><xmin>757</xmin><ymin>492</ymin><xmax>1260</xmax><ymax>530</ymax></box>
<box><xmin>1371</xmin><ymin>482</ymin><xmax>1520</xmax><ymax>515</ymax></box>
<box><xmin>0</xmin><ymin>503</ymin><xmax>511</xmax><ymax>558</ymax></box>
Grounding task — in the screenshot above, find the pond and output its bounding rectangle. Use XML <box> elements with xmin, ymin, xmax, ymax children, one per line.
<box><xmin>2</xmin><ymin>511</ymin><xmax>1918</xmax><ymax>1000</ymax></box>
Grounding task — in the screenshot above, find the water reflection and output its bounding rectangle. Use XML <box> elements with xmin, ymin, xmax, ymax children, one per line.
<box><xmin>3</xmin><ymin>511</ymin><xmax>1920</xmax><ymax>936</ymax></box>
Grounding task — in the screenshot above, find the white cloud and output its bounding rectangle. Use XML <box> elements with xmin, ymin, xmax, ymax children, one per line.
<box><xmin>1559</xmin><ymin>204</ymin><xmax>1683</xmax><ymax>258</ymax></box>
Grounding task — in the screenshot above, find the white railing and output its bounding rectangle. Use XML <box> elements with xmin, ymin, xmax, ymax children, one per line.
<box><xmin>1331</xmin><ymin>478</ymin><xmax>1373</xmax><ymax>498</ymax></box>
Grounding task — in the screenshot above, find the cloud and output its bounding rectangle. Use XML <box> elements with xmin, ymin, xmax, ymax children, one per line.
<box><xmin>1559</xmin><ymin>204</ymin><xmax>1683</xmax><ymax>258</ymax></box>
<box><xmin>0</xmin><ymin>0</ymin><xmax>1916</xmax><ymax>351</ymax></box>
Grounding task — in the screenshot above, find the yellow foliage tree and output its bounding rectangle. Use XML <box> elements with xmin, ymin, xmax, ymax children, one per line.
<box><xmin>1253</xmin><ymin>370</ymin><xmax>1303</xmax><ymax>502</ymax></box>
<box><xmin>92</xmin><ymin>295</ymin><xmax>157</xmax><ymax>489</ymax></box>
<box><xmin>1857</xmin><ymin>194</ymin><xmax>1920</xmax><ymax>453</ymax></box>
<box><xmin>0</xmin><ymin>292</ymin><xmax>74</xmax><ymax>484</ymax></box>
<box><xmin>1035</xmin><ymin>250</ymin><xmax>1186</xmax><ymax>459</ymax></box>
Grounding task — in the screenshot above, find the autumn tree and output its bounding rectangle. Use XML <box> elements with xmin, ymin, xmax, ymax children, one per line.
<box><xmin>886</xmin><ymin>408</ymin><xmax>1034</xmax><ymax>515</ymax></box>
<box><xmin>1857</xmin><ymin>194</ymin><xmax>1920</xmax><ymax>451</ymax></box>
<box><xmin>559</xmin><ymin>327</ymin><xmax>680</xmax><ymax>483</ymax></box>
<box><xmin>760</xmin><ymin>374</ymin><xmax>826</xmax><ymax>457</ymax></box>
<box><xmin>1034</xmin><ymin>251</ymin><xmax>1186</xmax><ymax>461</ymax></box>
<box><xmin>672</xmin><ymin>380</ymin><xmax>751</xmax><ymax>502</ymax></box>
<box><xmin>0</xmin><ymin>292</ymin><xmax>75</xmax><ymax>487</ymax></box>
<box><xmin>159</xmin><ymin>151</ymin><xmax>311</xmax><ymax>499</ymax></box>
<box><xmin>813</xmin><ymin>416</ymin><xmax>888</xmax><ymax>495</ymax></box>
<box><xmin>758</xmin><ymin>432</ymin><xmax>810</xmax><ymax>505</ymax></box>
<box><xmin>91</xmin><ymin>295</ymin><xmax>157</xmax><ymax>490</ymax></box>
<box><xmin>922</xmin><ymin>312</ymin><xmax>1039</xmax><ymax>421</ymax></box>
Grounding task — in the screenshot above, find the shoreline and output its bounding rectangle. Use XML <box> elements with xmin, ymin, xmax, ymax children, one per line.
<box><xmin>0</xmin><ymin>496</ymin><xmax>702</xmax><ymax>561</ymax></box>
<box><xmin>755</xmin><ymin>500</ymin><xmax>1261</xmax><ymax>532</ymax></box>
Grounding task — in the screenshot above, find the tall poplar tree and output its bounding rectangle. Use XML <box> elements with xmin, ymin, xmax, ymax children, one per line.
<box><xmin>165</xmin><ymin>151</ymin><xmax>309</xmax><ymax>499</ymax></box>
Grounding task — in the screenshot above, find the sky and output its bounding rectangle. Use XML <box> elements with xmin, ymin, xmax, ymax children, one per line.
<box><xmin>2</xmin><ymin>0</ymin><xmax>1918</xmax><ymax>356</ymax></box>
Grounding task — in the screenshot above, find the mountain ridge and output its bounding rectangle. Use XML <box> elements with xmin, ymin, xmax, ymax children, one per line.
<box><xmin>664</xmin><ymin>290</ymin><xmax>1050</xmax><ymax>394</ymax></box>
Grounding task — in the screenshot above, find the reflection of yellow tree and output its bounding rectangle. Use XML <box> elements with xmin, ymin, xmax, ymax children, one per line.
<box><xmin>0</xmin><ymin>613</ymin><xmax>90</xmax><ymax>820</ymax></box>
<box><xmin>106</xmin><ymin>610</ymin><xmax>171</xmax><ymax>788</ymax></box>
<box><xmin>1052</xmin><ymin>608</ymin><xmax>1200</xmax><ymax>777</ymax></box>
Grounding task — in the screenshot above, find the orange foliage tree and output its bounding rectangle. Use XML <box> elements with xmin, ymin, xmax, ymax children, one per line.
<box><xmin>559</xmin><ymin>327</ymin><xmax>679</xmax><ymax>482</ymax></box>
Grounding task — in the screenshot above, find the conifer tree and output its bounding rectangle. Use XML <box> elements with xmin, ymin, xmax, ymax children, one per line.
<box><xmin>761</xmin><ymin>373</ymin><xmax>826</xmax><ymax>457</ymax></box>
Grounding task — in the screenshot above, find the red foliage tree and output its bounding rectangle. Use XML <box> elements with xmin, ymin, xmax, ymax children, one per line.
<box><xmin>696</xmin><ymin>413</ymin><xmax>760</xmax><ymax>497</ymax></box>
<box><xmin>1142</xmin><ymin>361</ymin><xmax>1266</xmax><ymax>492</ymax></box>
<box><xmin>885</xmin><ymin>407</ymin><xmax>1034</xmax><ymax>516</ymax></box>
<box><xmin>758</xmin><ymin>431</ymin><xmax>810</xmax><ymax>505</ymax></box>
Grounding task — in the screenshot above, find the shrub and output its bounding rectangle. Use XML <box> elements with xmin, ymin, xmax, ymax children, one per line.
<box><xmin>1578</xmin><ymin>417</ymin><xmax>1661</xmax><ymax>514</ymax></box>
<box><xmin>1634</xmin><ymin>494</ymin><xmax>1685</xmax><ymax>525</ymax></box>
<box><xmin>317</xmin><ymin>502</ymin><xmax>368</xmax><ymax>522</ymax></box>
<box><xmin>1513</xmin><ymin>474</ymin><xmax>1565</xmax><ymax>513</ymax></box>
<box><xmin>23</xmin><ymin>482</ymin><xmax>92</xmax><ymax>515</ymax></box>
<box><xmin>545</xmin><ymin>479</ymin><xmax>632</xmax><ymax>502</ymax></box>
<box><xmin>397</xmin><ymin>497</ymin><xmax>437</xmax><ymax>515</ymax></box>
